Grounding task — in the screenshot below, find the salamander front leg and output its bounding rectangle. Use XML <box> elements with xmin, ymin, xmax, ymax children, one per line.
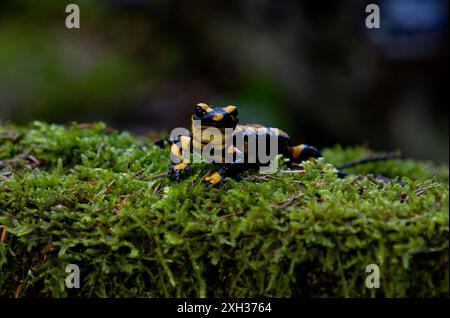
<box><xmin>168</xmin><ymin>136</ymin><xmax>192</xmax><ymax>182</ymax></box>
<box><xmin>203</xmin><ymin>167</ymin><xmax>226</xmax><ymax>187</ymax></box>
<box><xmin>203</xmin><ymin>146</ymin><xmax>246</xmax><ymax>187</ymax></box>
<box><xmin>203</xmin><ymin>163</ymin><xmax>246</xmax><ymax>187</ymax></box>
<box><xmin>168</xmin><ymin>162</ymin><xmax>192</xmax><ymax>182</ymax></box>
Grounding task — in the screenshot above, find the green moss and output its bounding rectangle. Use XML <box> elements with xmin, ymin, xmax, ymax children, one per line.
<box><xmin>0</xmin><ymin>121</ymin><xmax>448</xmax><ymax>297</ymax></box>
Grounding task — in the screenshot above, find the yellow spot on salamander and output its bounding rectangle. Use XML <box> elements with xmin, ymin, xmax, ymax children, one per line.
<box><xmin>227</xmin><ymin>145</ymin><xmax>236</xmax><ymax>154</ymax></box>
<box><xmin>204</xmin><ymin>172</ymin><xmax>222</xmax><ymax>185</ymax></box>
<box><xmin>224</xmin><ymin>105</ymin><xmax>236</xmax><ymax>113</ymax></box>
<box><xmin>277</xmin><ymin>129</ymin><xmax>289</xmax><ymax>138</ymax></box>
<box><xmin>197</xmin><ymin>103</ymin><xmax>213</xmax><ymax>112</ymax></box>
<box><xmin>180</xmin><ymin>136</ymin><xmax>191</xmax><ymax>150</ymax></box>
<box><xmin>173</xmin><ymin>162</ymin><xmax>188</xmax><ymax>171</ymax></box>
<box><xmin>213</xmin><ymin>113</ymin><xmax>224</xmax><ymax>121</ymax></box>
<box><xmin>171</xmin><ymin>144</ymin><xmax>181</xmax><ymax>157</ymax></box>
<box><xmin>291</xmin><ymin>144</ymin><xmax>305</xmax><ymax>158</ymax></box>
<box><xmin>192</xmin><ymin>138</ymin><xmax>203</xmax><ymax>150</ymax></box>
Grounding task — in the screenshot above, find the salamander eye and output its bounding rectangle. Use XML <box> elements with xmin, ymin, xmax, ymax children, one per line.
<box><xmin>195</xmin><ymin>106</ymin><xmax>207</xmax><ymax>116</ymax></box>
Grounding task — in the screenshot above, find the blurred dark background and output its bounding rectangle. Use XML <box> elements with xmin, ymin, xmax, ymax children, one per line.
<box><xmin>0</xmin><ymin>0</ymin><xmax>448</xmax><ymax>163</ymax></box>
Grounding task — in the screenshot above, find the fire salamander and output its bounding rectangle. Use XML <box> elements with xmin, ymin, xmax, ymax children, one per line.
<box><xmin>167</xmin><ymin>102</ymin><xmax>398</xmax><ymax>186</ymax></box>
<box><xmin>168</xmin><ymin>102</ymin><xmax>322</xmax><ymax>186</ymax></box>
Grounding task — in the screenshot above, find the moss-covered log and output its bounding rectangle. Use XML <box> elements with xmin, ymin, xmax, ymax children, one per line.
<box><xmin>0</xmin><ymin>122</ymin><xmax>448</xmax><ymax>297</ymax></box>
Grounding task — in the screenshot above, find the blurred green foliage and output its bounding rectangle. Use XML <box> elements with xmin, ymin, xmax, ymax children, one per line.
<box><xmin>0</xmin><ymin>18</ymin><xmax>142</xmax><ymax>123</ymax></box>
<box><xmin>0</xmin><ymin>122</ymin><xmax>448</xmax><ymax>297</ymax></box>
<box><xmin>0</xmin><ymin>1</ymin><xmax>447</xmax><ymax>163</ymax></box>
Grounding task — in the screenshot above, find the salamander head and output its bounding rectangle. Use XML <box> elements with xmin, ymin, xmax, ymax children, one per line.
<box><xmin>192</xmin><ymin>103</ymin><xmax>238</xmax><ymax>129</ymax></box>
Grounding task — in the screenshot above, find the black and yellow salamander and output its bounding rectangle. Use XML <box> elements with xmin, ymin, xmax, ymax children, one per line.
<box><xmin>166</xmin><ymin>102</ymin><xmax>398</xmax><ymax>186</ymax></box>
